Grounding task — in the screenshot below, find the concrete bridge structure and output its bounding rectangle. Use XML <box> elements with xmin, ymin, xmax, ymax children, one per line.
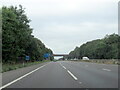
<box><xmin>52</xmin><ymin>54</ymin><xmax>69</xmax><ymax>56</ymax></box>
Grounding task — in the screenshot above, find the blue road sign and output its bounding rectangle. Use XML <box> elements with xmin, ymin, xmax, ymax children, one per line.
<box><xmin>44</xmin><ymin>53</ymin><xmax>50</xmax><ymax>58</ymax></box>
<box><xmin>25</xmin><ymin>56</ymin><xmax>30</xmax><ymax>60</ymax></box>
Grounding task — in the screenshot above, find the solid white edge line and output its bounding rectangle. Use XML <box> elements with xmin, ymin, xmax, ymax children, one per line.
<box><xmin>102</xmin><ymin>68</ymin><xmax>111</xmax><ymax>71</ymax></box>
<box><xmin>67</xmin><ymin>70</ymin><xmax>78</xmax><ymax>80</ymax></box>
<box><xmin>62</xmin><ymin>66</ymin><xmax>66</xmax><ymax>69</ymax></box>
<box><xmin>0</xmin><ymin>64</ymin><xmax>46</xmax><ymax>89</ymax></box>
<box><xmin>59</xmin><ymin>63</ymin><xmax>66</xmax><ymax>70</ymax></box>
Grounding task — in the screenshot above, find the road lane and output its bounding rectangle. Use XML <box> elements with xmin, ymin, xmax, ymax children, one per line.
<box><xmin>2</xmin><ymin>61</ymin><xmax>118</xmax><ymax>88</ymax></box>
<box><xmin>60</xmin><ymin>61</ymin><xmax>118</xmax><ymax>88</ymax></box>
<box><xmin>2</xmin><ymin>62</ymin><xmax>49</xmax><ymax>86</ymax></box>
<box><xmin>1</xmin><ymin>64</ymin><xmax>46</xmax><ymax>89</ymax></box>
<box><xmin>6</xmin><ymin>62</ymin><xmax>81</xmax><ymax>88</ymax></box>
<box><xmin>64</xmin><ymin>61</ymin><xmax>118</xmax><ymax>75</ymax></box>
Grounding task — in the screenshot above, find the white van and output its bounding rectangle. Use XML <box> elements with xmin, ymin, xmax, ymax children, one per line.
<box><xmin>82</xmin><ymin>57</ymin><xmax>89</xmax><ymax>60</ymax></box>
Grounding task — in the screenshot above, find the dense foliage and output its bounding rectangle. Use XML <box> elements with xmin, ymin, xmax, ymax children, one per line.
<box><xmin>2</xmin><ymin>5</ymin><xmax>53</xmax><ymax>64</ymax></box>
<box><xmin>68</xmin><ymin>34</ymin><xmax>120</xmax><ymax>59</ymax></box>
<box><xmin>0</xmin><ymin>8</ymin><xmax>2</xmax><ymax>63</ymax></box>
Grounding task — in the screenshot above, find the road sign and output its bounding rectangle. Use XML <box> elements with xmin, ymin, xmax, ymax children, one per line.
<box><xmin>25</xmin><ymin>56</ymin><xmax>30</xmax><ymax>60</ymax></box>
<box><xmin>44</xmin><ymin>53</ymin><xmax>50</xmax><ymax>58</ymax></box>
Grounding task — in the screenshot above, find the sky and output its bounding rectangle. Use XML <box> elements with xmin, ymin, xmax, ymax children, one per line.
<box><xmin>1</xmin><ymin>0</ymin><xmax>119</xmax><ymax>57</ymax></box>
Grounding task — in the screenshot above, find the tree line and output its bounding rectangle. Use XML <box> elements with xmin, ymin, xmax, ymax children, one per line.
<box><xmin>2</xmin><ymin>5</ymin><xmax>53</xmax><ymax>64</ymax></box>
<box><xmin>67</xmin><ymin>34</ymin><xmax>120</xmax><ymax>59</ymax></box>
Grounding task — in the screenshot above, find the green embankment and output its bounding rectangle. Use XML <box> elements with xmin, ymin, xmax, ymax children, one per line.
<box><xmin>2</xmin><ymin>5</ymin><xmax>54</xmax><ymax>71</ymax></box>
<box><xmin>2</xmin><ymin>60</ymin><xmax>51</xmax><ymax>73</ymax></box>
<box><xmin>68</xmin><ymin>34</ymin><xmax>120</xmax><ymax>60</ymax></box>
<box><xmin>71</xmin><ymin>59</ymin><xmax>119</xmax><ymax>65</ymax></box>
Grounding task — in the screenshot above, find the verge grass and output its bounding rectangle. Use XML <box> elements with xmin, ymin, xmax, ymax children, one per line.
<box><xmin>71</xmin><ymin>59</ymin><xmax>119</xmax><ymax>65</ymax></box>
<box><xmin>2</xmin><ymin>60</ymin><xmax>51</xmax><ymax>73</ymax></box>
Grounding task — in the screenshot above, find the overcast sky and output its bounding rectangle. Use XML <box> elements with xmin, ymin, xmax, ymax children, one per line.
<box><xmin>1</xmin><ymin>0</ymin><xmax>119</xmax><ymax>56</ymax></box>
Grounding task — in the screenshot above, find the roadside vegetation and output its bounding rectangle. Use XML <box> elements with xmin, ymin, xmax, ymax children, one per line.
<box><xmin>2</xmin><ymin>60</ymin><xmax>51</xmax><ymax>73</ymax></box>
<box><xmin>2</xmin><ymin>5</ymin><xmax>54</xmax><ymax>72</ymax></box>
<box><xmin>67</xmin><ymin>34</ymin><xmax>120</xmax><ymax>60</ymax></box>
<box><xmin>70</xmin><ymin>59</ymin><xmax>119</xmax><ymax>65</ymax></box>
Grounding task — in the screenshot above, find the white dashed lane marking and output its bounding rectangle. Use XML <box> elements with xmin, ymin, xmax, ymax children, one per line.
<box><xmin>59</xmin><ymin>63</ymin><xmax>83</xmax><ymax>84</ymax></box>
<box><xmin>102</xmin><ymin>68</ymin><xmax>111</xmax><ymax>71</ymax></box>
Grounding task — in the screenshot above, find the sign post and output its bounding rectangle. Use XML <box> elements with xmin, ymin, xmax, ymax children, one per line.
<box><xmin>25</xmin><ymin>56</ymin><xmax>30</xmax><ymax>62</ymax></box>
<box><xmin>43</xmin><ymin>53</ymin><xmax>51</xmax><ymax>60</ymax></box>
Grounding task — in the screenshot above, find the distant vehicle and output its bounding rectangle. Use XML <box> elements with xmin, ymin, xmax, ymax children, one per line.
<box><xmin>82</xmin><ymin>57</ymin><xmax>89</xmax><ymax>60</ymax></box>
<box><xmin>73</xmin><ymin>58</ymin><xmax>77</xmax><ymax>60</ymax></box>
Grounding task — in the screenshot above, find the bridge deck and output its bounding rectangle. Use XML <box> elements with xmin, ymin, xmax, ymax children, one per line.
<box><xmin>53</xmin><ymin>54</ymin><xmax>68</xmax><ymax>56</ymax></box>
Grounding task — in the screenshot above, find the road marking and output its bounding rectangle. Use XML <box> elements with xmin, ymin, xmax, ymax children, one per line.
<box><xmin>102</xmin><ymin>68</ymin><xmax>111</xmax><ymax>71</ymax></box>
<box><xmin>62</xmin><ymin>66</ymin><xmax>66</xmax><ymax>69</ymax></box>
<box><xmin>59</xmin><ymin>63</ymin><xmax>66</xmax><ymax>70</ymax></box>
<box><xmin>67</xmin><ymin>70</ymin><xmax>78</xmax><ymax>80</ymax></box>
<box><xmin>0</xmin><ymin>64</ymin><xmax>46</xmax><ymax>89</ymax></box>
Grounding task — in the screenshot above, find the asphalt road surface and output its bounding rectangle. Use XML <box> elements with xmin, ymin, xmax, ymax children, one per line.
<box><xmin>1</xmin><ymin>61</ymin><xmax>118</xmax><ymax>88</ymax></box>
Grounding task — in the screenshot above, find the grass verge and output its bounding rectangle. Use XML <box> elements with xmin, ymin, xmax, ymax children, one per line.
<box><xmin>2</xmin><ymin>60</ymin><xmax>51</xmax><ymax>73</ymax></box>
<box><xmin>71</xmin><ymin>59</ymin><xmax>120</xmax><ymax>65</ymax></box>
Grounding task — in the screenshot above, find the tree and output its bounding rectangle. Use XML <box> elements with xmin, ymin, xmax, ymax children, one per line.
<box><xmin>68</xmin><ymin>34</ymin><xmax>120</xmax><ymax>59</ymax></box>
<box><xmin>2</xmin><ymin>5</ymin><xmax>53</xmax><ymax>64</ymax></box>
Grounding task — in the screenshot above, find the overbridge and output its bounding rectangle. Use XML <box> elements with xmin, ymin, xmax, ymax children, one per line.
<box><xmin>52</xmin><ymin>54</ymin><xmax>69</xmax><ymax>60</ymax></box>
<box><xmin>53</xmin><ymin>54</ymin><xmax>69</xmax><ymax>56</ymax></box>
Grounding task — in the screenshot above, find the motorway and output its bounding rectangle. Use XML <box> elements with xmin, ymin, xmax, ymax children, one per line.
<box><xmin>1</xmin><ymin>61</ymin><xmax>118</xmax><ymax>88</ymax></box>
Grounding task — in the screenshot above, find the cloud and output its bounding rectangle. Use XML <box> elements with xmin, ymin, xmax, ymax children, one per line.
<box><xmin>2</xmin><ymin>0</ymin><xmax>118</xmax><ymax>54</ymax></box>
<box><xmin>32</xmin><ymin>22</ymin><xmax>117</xmax><ymax>54</ymax></box>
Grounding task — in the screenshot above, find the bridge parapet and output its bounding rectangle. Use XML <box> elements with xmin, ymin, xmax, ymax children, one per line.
<box><xmin>53</xmin><ymin>54</ymin><xmax>69</xmax><ymax>56</ymax></box>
